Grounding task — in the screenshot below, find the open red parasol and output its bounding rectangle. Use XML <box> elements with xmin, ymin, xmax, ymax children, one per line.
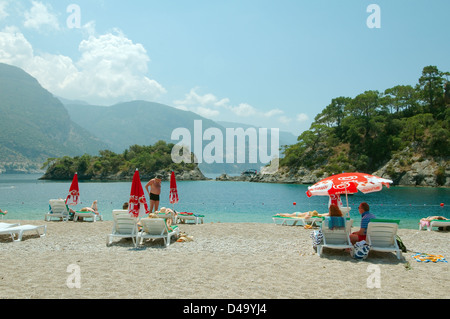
<box><xmin>306</xmin><ymin>172</ymin><xmax>393</xmax><ymax>197</ymax></box>
<box><xmin>128</xmin><ymin>169</ymin><xmax>149</xmax><ymax>218</ymax></box>
<box><xmin>306</xmin><ymin>172</ymin><xmax>393</xmax><ymax>213</ymax></box>
<box><xmin>65</xmin><ymin>172</ymin><xmax>80</xmax><ymax>206</ymax></box>
<box><xmin>169</xmin><ymin>171</ymin><xmax>179</xmax><ymax>205</ymax></box>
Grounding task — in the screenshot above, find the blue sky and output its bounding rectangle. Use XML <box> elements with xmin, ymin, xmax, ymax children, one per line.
<box><xmin>0</xmin><ymin>0</ymin><xmax>449</xmax><ymax>136</ymax></box>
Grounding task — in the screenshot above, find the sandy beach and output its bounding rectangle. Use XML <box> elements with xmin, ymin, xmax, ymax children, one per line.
<box><xmin>0</xmin><ymin>219</ymin><xmax>448</xmax><ymax>300</ymax></box>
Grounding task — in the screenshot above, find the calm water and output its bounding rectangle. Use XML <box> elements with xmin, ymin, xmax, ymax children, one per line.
<box><xmin>0</xmin><ymin>174</ymin><xmax>449</xmax><ymax>229</ymax></box>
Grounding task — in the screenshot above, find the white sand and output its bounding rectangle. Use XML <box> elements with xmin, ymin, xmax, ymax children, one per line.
<box><xmin>0</xmin><ymin>220</ymin><xmax>449</xmax><ymax>299</ymax></box>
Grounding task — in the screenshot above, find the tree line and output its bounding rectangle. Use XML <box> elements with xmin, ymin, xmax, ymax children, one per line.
<box><xmin>280</xmin><ymin>66</ymin><xmax>449</xmax><ymax>176</ymax></box>
<box><xmin>41</xmin><ymin>141</ymin><xmax>196</xmax><ymax>180</ymax></box>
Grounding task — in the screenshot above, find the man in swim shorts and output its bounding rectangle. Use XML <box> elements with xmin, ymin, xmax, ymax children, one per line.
<box><xmin>145</xmin><ymin>174</ymin><xmax>162</xmax><ymax>213</ymax></box>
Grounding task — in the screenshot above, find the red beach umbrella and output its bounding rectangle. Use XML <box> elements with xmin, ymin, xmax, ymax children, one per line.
<box><xmin>128</xmin><ymin>169</ymin><xmax>149</xmax><ymax>218</ymax></box>
<box><xmin>169</xmin><ymin>171</ymin><xmax>179</xmax><ymax>205</ymax></box>
<box><xmin>306</xmin><ymin>172</ymin><xmax>393</xmax><ymax>211</ymax></box>
<box><xmin>65</xmin><ymin>172</ymin><xmax>80</xmax><ymax>206</ymax></box>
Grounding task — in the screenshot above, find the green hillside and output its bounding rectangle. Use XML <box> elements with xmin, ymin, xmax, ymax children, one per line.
<box><xmin>0</xmin><ymin>63</ymin><xmax>107</xmax><ymax>172</ymax></box>
<box><xmin>280</xmin><ymin>65</ymin><xmax>449</xmax><ymax>185</ymax></box>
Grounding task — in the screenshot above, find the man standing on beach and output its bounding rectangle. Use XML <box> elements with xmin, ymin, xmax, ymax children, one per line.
<box><xmin>145</xmin><ymin>174</ymin><xmax>162</xmax><ymax>213</ymax></box>
<box><xmin>350</xmin><ymin>202</ymin><xmax>376</xmax><ymax>244</ymax></box>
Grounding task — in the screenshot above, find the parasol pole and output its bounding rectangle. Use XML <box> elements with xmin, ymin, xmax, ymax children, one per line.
<box><xmin>344</xmin><ymin>184</ymin><xmax>350</xmax><ymax>218</ymax></box>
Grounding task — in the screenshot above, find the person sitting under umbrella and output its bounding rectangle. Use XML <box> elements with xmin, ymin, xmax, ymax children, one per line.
<box><xmin>350</xmin><ymin>202</ymin><xmax>376</xmax><ymax>244</ymax></box>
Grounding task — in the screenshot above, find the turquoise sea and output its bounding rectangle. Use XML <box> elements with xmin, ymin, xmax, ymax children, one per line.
<box><xmin>0</xmin><ymin>174</ymin><xmax>449</xmax><ymax>230</ymax></box>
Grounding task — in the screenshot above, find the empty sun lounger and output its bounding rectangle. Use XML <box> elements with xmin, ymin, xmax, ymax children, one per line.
<box><xmin>106</xmin><ymin>210</ymin><xmax>139</xmax><ymax>247</ymax></box>
<box><xmin>366</xmin><ymin>220</ymin><xmax>402</xmax><ymax>260</ymax></box>
<box><xmin>0</xmin><ymin>222</ymin><xmax>20</xmax><ymax>229</ymax></box>
<box><xmin>0</xmin><ymin>224</ymin><xmax>47</xmax><ymax>242</ymax></box>
<box><xmin>45</xmin><ymin>199</ymin><xmax>70</xmax><ymax>222</ymax></box>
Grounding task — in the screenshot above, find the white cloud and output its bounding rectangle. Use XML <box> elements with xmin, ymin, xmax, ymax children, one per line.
<box><xmin>24</xmin><ymin>1</ymin><xmax>60</xmax><ymax>31</ymax></box>
<box><xmin>174</xmin><ymin>88</ymin><xmax>287</xmax><ymax>123</ymax></box>
<box><xmin>0</xmin><ymin>27</ymin><xmax>166</xmax><ymax>105</ymax></box>
<box><xmin>296</xmin><ymin>113</ymin><xmax>309</xmax><ymax>122</ymax></box>
<box><xmin>0</xmin><ymin>1</ymin><xmax>9</xmax><ymax>20</ymax></box>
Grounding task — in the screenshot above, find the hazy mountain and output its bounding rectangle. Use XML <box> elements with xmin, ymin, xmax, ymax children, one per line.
<box><xmin>217</xmin><ymin>121</ymin><xmax>298</xmax><ymax>146</ymax></box>
<box><xmin>64</xmin><ymin>101</ymin><xmax>293</xmax><ymax>174</ymax></box>
<box><xmin>0</xmin><ymin>63</ymin><xmax>108</xmax><ymax>172</ymax></box>
<box><xmin>64</xmin><ymin>100</ymin><xmax>226</xmax><ymax>154</ymax></box>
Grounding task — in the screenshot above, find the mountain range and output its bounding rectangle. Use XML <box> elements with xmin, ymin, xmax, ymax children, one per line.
<box><xmin>0</xmin><ymin>63</ymin><xmax>297</xmax><ymax>174</ymax></box>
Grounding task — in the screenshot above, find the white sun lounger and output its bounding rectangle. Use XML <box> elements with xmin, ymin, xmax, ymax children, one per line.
<box><xmin>0</xmin><ymin>222</ymin><xmax>20</xmax><ymax>229</ymax></box>
<box><xmin>419</xmin><ymin>219</ymin><xmax>450</xmax><ymax>231</ymax></box>
<box><xmin>272</xmin><ymin>216</ymin><xmax>324</xmax><ymax>227</ymax></box>
<box><xmin>0</xmin><ymin>224</ymin><xmax>47</xmax><ymax>242</ymax></box>
<box><xmin>316</xmin><ymin>218</ymin><xmax>354</xmax><ymax>257</ymax></box>
<box><xmin>137</xmin><ymin>218</ymin><xmax>179</xmax><ymax>247</ymax></box>
<box><xmin>366</xmin><ymin>221</ymin><xmax>402</xmax><ymax>260</ymax></box>
<box><xmin>106</xmin><ymin>210</ymin><xmax>139</xmax><ymax>247</ymax></box>
<box><xmin>45</xmin><ymin>199</ymin><xmax>70</xmax><ymax>221</ymax></box>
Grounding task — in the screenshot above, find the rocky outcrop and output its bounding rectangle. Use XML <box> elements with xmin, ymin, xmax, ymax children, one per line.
<box><xmin>373</xmin><ymin>156</ymin><xmax>449</xmax><ymax>187</ymax></box>
<box><xmin>216</xmin><ymin>155</ymin><xmax>450</xmax><ymax>187</ymax></box>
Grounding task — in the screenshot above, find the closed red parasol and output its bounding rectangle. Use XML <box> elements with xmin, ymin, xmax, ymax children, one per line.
<box><xmin>65</xmin><ymin>173</ymin><xmax>80</xmax><ymax>206</ymax></box>
<box><xmin>128</xmin><ymin>169</ymin><xmax>149</xmax><ymax>218</ymax></box>
<box><xmin>169</xmin><ymin>171</ymin><xmax>179</xmax><ymax>205</ymax></box>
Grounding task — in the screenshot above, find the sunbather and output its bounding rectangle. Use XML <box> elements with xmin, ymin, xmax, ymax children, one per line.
<box><xmin>79</xmin><ymin>200</ymin><xmax>99</xmax><ymax>214</ymax></box>
<box><xmin>275</xmin><ymin>210</ymin><xmax>324</xmax><ymax>218</ymax></box>
<box><xmin>420</xmin><ymin>216</ymin><xmax>448</xmax><ymax>221</ymax></box>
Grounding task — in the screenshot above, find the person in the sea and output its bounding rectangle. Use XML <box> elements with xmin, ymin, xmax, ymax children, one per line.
<box><xmin>350</xmin><ymin>202</ymin><xmax>375</xmax><ymax>244</ymax></box>
<box><xmin>0</xmin><ymin>208</ymin><xmax>7</xmax><ymax>216</ymax></box>
<box><xmin>145</xmin><ymin>174</ymin><xmax>162</xmax><ymax>213</ymax></box>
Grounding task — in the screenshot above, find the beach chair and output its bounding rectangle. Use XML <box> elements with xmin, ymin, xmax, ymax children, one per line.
<box><xmin>45</xmin><ymin>199</ymin><xmax>70</xmax><ymax>222</ymax></box>
<box><xmin>272</xmin><ymin>215</ymin><xmax>323</xmax><ymax>227</ymax></box>
<box><xmin>366</xmin><ymin>220</ymin><xmax>402</xmax><ymax>260</ymax></box>
<box><xmin>0</xmin><ymin>224</ymin><xmax>47</xmax><ymax>242</ymax></box>
<box><xmin>177</xmin><ymin>212</ymin><xmax>205</xmax><ymax>225</ymax></box>
<box><xmin>137</xmin><ymin>218</ymin><xmax>179</xmax><ymax>247</ymax></box>
<box><xmin>0</xmin><ymin>222</ymin><xmax>20</xmax><ymax>229</ymax></box>
<box><xmin>419</xmin><ymin>219</ymin><xmax>450</xmax><ymax>231</ymax></box>
<box><xmin>74</xmin><ymin>210</ymin><xmax>103</xmax><ymax>222</ymax></box>
<box><xmin>316</xmin><ymin>218</ymin><xmax>353</xmax><ymax>257</ymax></box>
<box><xmin>106</xmin><ymin>210</ymin><xmax>139</xmax><ymax>247</ymax></box>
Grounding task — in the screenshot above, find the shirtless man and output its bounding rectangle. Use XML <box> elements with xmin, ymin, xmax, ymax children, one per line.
<box><xmin>145</xmin><ymin>174</ymin><xmax>162</xmax><ymax>213</ymax></box>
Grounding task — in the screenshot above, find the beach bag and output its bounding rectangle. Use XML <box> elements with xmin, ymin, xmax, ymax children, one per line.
<box><xmin>396</xmin><ymin>235</ymin><xmax>407</xmax><ymax>253</ymax></box>
<box><xmin>310</xmin><ymin>230</ymin><xmax>323</xmax><ymax>248</ymax></box>
<box><xmin>351</xmin><ymin>240</ymin><xmax>371</xmax><ymax>260</ymax></box>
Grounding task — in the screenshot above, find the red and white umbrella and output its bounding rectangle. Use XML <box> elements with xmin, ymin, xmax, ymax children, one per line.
<box><xmin>306</xmin><ymin>172</ymin><xmax>393</xmax><ymax>212</ymax></box>
<box><xmin>65</xmin><ymin>172</ymin><xmax>80</xmax><ymax>206</ymax></box>
<box><xmin>169</xmin><ymin>171</ymin><xmax>179</xmax><ymax>205</ymax></box>
<box><xmin>128</xmin><ymin>169</ymin><xmax>149</xmax><ymax>218</ymax></box>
